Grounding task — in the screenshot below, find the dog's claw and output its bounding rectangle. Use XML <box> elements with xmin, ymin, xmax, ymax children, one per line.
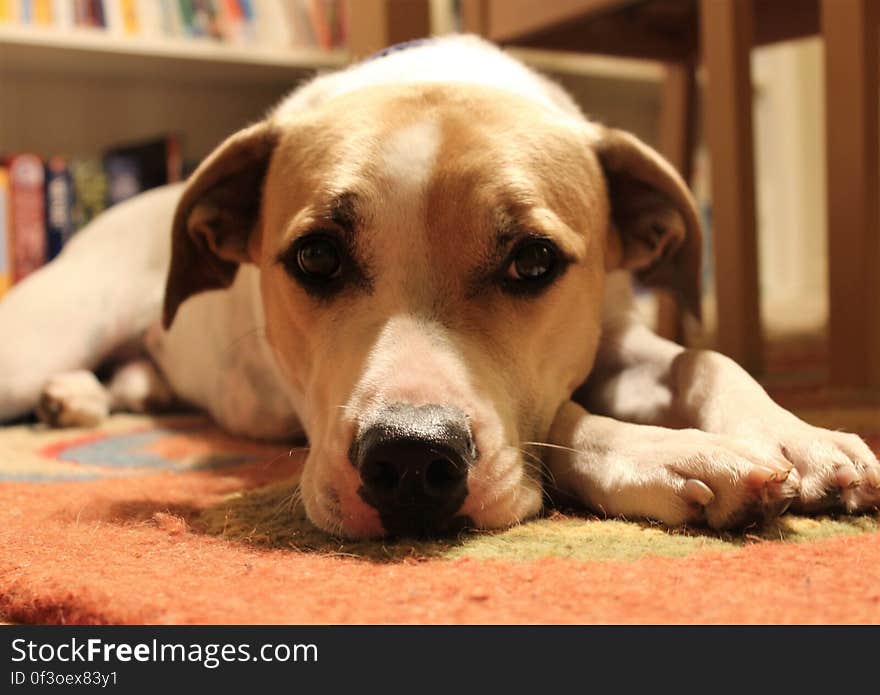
<box><xmin>683</xmin><ymin>479</ymin><xmax>715</xmax><ymax>506</ymax></box>
<box><xmin>765</xmin><ymin>459</ymin><xmax>793</xmax><ymax>476</ymax></box>
<box><xmin>746</xmin><ymin>465</ymin><xmax>778</xmax><ymax>486</ymax></box>
<box><xmin>835</xmin><ymin>464</ymin><xmax>861</xmax><ymax>490</ymax></box>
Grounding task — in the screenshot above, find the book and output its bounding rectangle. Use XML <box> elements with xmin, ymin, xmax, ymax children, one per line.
<box><xmin>0</xmin><ymin>167</ymin><xmax>11</xmax><ymax>298</ymax></box>
<box><xmin>135</xmin><ymin>0</ymin><xmax>163</xmax><ymax>37</ymax></box>
<box><xmin>178</xmin><ymin>0</ymin><xmax>197</xmax><ymax>36</ymax></box>
<box><xmin>44</xmin><ymin>156</ymin><xmax>75</xmax><ymax>260</ymax></box>
<box><xmin>72</xmin><ymin>0</ymin><xmax>89</xmax><ymax>25</ymax></box>
<box><xmin>52</xmin><ymin>0</ymin><xmax>74</xmax><ymax>27</ymax></box>
<box><xmin>307</xmin><ymin>0</ymin><xmax>336</xmax><ymax>50</ymax></box>
<box><xmin>103</xmin><ymin>134</ymin><xmax>182</xmax><ymax>207</ymax></box>
<box><xmin>89</xmin><ymin>0</ymin><xmax>105</xmax><ymax>26</ymax></box>
<box><xmin>159</xmin><ymin>0</ymin><xmax>183</xmax><ymax>37</ymax></box>
<box><xmin>32</xmin><ymin>0</ymin><xmax>53</xmax><ymax>25</ymax></box>
<box><xmin>73</xmin><ymin>0</ymin><xmax>101</xmax><ymax>27</ymax></box>
<box><xmin>120</xmin><ymin>0</ymin><xmax>139</xmax><ymax>34</ymax></box>
<box><xmin>286</xmin><ymin>0</ymin><xmax>317</xmax><ymax>49</ymax></box>
<box><xmin>192</xmin><ymin>0</ymin><xmax>221</xmax><ymax>39</ymax></box>
<box><xmin>252</xmin><ymin>0</ymin><xmax>287</xmax><ymax>46</ymax></box>
<box><xmin>7</xmin><ymin>153</ymin><xmax>47</xmax><ymax>283</ymax></box>
<box><xmin>102</xmin><ymin>0</ymin><xmax>125</xmax><ymax>34</ymax></box>
<box><xmin>0</xmin><ymin>0</ymin><xmax>18</xmax><ymax>23</ymax></box>
<box><xmin>103</xmin><ymin>153</ymin><xmax>141</xmax><ymax>206</ymax></box>
<box><xmin>70</xmin><ymin>158</ymin><xmax>108</xmax><ymax>230</ymax></box>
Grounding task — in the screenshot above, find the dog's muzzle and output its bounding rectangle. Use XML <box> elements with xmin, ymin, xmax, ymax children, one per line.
<box><xmin>352</xmin><ymin>403</ymin><xmax>475</xmax><ymax>536</ymax></box>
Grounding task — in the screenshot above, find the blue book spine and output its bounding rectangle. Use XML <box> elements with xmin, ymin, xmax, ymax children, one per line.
<box><xmin>45</xmin><ymin>157</ymin><xmax>75</xmax><ymax>261</ymax></box>
<box><xmin>104</xmin><ymin>154</ymin><xmax>142</xmax><ymax>207</ymax></box>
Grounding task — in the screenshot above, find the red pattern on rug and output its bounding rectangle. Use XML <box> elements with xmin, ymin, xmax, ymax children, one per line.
<box><xmin>0</xmin><ymin>470</ymin><xmax>880</xmax><ymax>623</ymax></box>
<box><xmin>2</xmin><ymin>338</ymin><xmax>879</xmax><ymax>624</ymax></box>
<box><xmin>2</xmin><ymin>448</ymin><xmax>880</xmax><ymax>624</ymax></box>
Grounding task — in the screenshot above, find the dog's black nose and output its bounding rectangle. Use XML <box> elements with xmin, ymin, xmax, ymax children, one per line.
<box><xmin>353</xmin><ymin>403</ymin><xmax>475</xmax><ymax>536</ymax></box>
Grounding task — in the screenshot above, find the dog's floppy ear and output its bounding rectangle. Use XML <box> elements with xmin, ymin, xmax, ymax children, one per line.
<box><xmin>594</xmin><ymin>127</ymin><xmax>702</xmax><ymax>318</ymax></box>
<box><xmin>162</xmin><ymin>121</ymin><xmax>279</xmax><ymax>328</ymax></box>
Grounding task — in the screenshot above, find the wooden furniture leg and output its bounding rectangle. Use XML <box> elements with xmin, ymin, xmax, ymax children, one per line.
<box><xmin>656</xmin><ymin>62</ymin><xmax>696</xmax><ymax>343</ymax></box>
<box><xmin>821</xmin><ymin>0</ymin><xmax>880</xmax><ymax>390</ymax></box>
<box><xmin>346</xmin><ymin>0</ymin><xmax>431</xmax><ymax>59</ymax></box>
<box><xmin>460</xmin><ymin>0</ymin><xmax>490</xmax><ymax>35</ymax></box>
<box><xmin>699</xmin><ymin>0</ymin><xmax>763</xmax><ymax>374</ymax></box>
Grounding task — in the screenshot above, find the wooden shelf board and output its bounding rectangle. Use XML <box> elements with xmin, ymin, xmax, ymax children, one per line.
<box><xmin>508</xmin><ymin>47</ymin><xmax>664</xmax><ymax>82</ymax></box>
<box><xmin>0</xmin><ymin>25</ymin><xmax>349</xmax><ymax>83</ymax></box>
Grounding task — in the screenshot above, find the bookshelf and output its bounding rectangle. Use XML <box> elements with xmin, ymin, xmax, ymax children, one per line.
<box><xmin>1</xmin><ymin>0</ymin><xmax>673</xmax><ymax>301</ymax></box>
<box><xmin>0</xmin><ymin>1</ymin><xmax>432</xmax><ymax>296</ymax></box>
<box><xmin>0</xmin><ymin>1</ymin><xmax>430</xmax><ymax>164</ymax></box>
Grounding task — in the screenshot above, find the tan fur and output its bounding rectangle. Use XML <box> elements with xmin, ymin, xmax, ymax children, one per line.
<box><xmin>156</xmin><ymin>80</ymin><xmax>707</xmax><ymax>537</ymax></box>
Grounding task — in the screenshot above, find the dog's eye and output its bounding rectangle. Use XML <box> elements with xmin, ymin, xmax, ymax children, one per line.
<box><xmin>291</xmin><ymin>234</ymin><xmax>342</xmax><ymax>282</ymax></box>
<box><xmin>504</xmin><ymin>239</ymin><xmax>560</xmax><ymax>287</ymax></box>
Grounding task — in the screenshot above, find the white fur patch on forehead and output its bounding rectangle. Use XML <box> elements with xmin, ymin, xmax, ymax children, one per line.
<box><xmin>379</xmin><ymin>119</ymin><xmax>441</xmax><ymax>191</ymax></box>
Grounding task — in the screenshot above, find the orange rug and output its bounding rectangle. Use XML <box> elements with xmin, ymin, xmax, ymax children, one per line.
<box><xmin>1</xmin><ymin>342</ymin><xmax>879</xmax><ymax>624</ymax></box>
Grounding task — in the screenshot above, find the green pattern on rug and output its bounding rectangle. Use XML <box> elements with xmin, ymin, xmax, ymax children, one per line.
<box><xmin>197</xmin><ymin>479</ymin><xmax>880</xmax><ymax>562</ymax></box>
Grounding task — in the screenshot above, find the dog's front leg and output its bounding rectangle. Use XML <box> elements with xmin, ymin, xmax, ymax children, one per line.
<box><xmin>583</xmin><ymin>317</ymin><xmax>880</xmax><ymax>514</ymax></box>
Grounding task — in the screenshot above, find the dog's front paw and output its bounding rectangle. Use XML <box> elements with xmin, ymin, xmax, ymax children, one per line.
<box><xmin>37</xmin><ymin>370</ymin><xmax>110</xmax><ymax>428</ymax></box>
<box><xmin>547</xmin><ymin>414</ymin><xmax>802</xmax><ymax>530</ymax></box>
<box><xmin>772</xmin><ymin>425</ymin><xmax>880</xmax><ymax>514</ymax></box>
<box><xmin>610</xmin><ymin>432</ymin><xmax>801</xmax><ymax>529</ymax></box>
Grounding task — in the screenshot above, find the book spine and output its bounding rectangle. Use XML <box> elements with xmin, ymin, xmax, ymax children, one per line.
<box><xmin>135</xmin><ymin>0</ymin><xmax>163</xmax><ymax>37</ymax></box>
<box><xmin>103</xmin><ymin>0</ymin><xmax>124</xmax><ymax>33</ymax></box>
<box><xmin>0</xmin><ymin>167</ymin><xmax>11</xmax><ymax>298</ymax></box>
<box><xmin>165</xmin><ymin>134</ymin><xmax>182</xmax><ymax>183</ymax></box>
<box><xmin>104</xmin><ymin>154</ymin><xmax>142</xmax><ymax>206</ymax></box>
<box><xmin>288</xmin><ymin>0</ymin><xmax>316</xmax><ymax>49</ymax></box>
<box><xmin>71</xmin><ymin>159</ymin><xmax>108</xmax><ymax>231</ymax></box>
<box><xmin>306</xmin><ymin>0</ymin><xmax>332</xmax><ymax>50</ymax></box>
<box><xmin>159</xmin><ymin>0</ymin><xmax>182</xmax><ymax>37</ymax></box>
<box><xmin>216</xmin><ymin>0</ymin><xmax>239</xmax><ymax>43</ymax></box>
<box><xmin>0</xmin><ymin>0</ymin><xmax>17</xmax><ymax>24</ymax></box>
<box><xmin>89</xmin><ymin>0</ymin><xmax>105</xmax><ymax>26</ymax></box>
<box><xmin>73</xmin><ymin>0</ymin><xmax>90</xmax><ymax>26</ymax></box>
<box><xmin>33</xmin><ymin>0</ymin><xmax>52</xmax><ymax>24</ymax></box>
<box><xmin>52</xmin><ymin>0</ymin><xmax>74</xmax><ymax>28</ymax></box>
<box><xmin>120</xmin><ymin>0</ymin><xmax>138</xmax><ymax>34</ymax></box>
<box><xmin>193</xmin><ymin>0</ymin><xmax>220</xmax><ymax>39</ymax></box>
<box><xmin>235</xmin><ymin>0</ymin><xmax>256</xmax><ymax>42</ymax></box>
<box><xmin>7</xmin><ymin>154</ymin><xmax>47</xmax><ymax>283</ymax></box>
<box><xmin>178</xmin><ymin>0</ymin><xmax>197</xmax><ymax>36</ymax></box>
<box><xmin>44</xmin><ymin>156</ymin><xmax>75</xmax><ymax>261</ymax></box>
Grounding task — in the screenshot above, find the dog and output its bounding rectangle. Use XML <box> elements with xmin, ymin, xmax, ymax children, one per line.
<box><xmin>1</xmin><ymin>36</ymin><xmax>877</xmax><ymax>537</ymax></box>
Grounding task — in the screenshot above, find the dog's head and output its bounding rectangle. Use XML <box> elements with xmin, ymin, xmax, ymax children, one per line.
<box><xmin>163</xmin><ymin>82</ymin><xmax>700</xmax><ymax>537</ymax></box>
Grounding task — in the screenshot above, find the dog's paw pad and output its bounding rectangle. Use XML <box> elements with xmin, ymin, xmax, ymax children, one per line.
<box><xmin>37</xmin><ymin>371</ymin><xmax>110</xmax><ymax>428</ymax></box>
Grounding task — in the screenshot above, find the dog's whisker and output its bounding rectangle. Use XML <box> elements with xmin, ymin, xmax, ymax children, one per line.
<box><xmin>324</xmin><ymin>514</ymin><xmax>345</xmax><ymax>539</ymax></box>
<box><xmin>521</xmin><ymin>441</ymin><xmax>583</xmax><ymax>456</ymax></box>
<box><xmin>518</xmin><ymin>446</ymin><xmax>558</xmax><ymax>489</ymax></box>
<box><xmin>261</xmin><ymin>445</ymin><xmax>310</xmax><ymax>470</ymax></box>
<box><xmin>273</xmin><ymin>485</ymin><xmax>303</xmax><ymax>518</ymax></box>
<box><xmin>509</xmin><ymin>448</ymin><xmax>558</xmax><ymax>503</ymax></box>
